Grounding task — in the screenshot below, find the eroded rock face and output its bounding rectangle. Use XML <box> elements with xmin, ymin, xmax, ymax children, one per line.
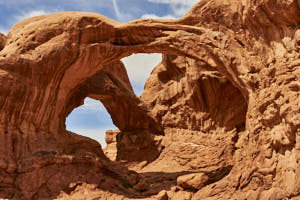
<box><xmin>116</xmin><ymin>130</ymin><xmax>164</xmax><ymax>163</ymax></box>
<box><xmin>141</xmin><ymin>54</ymin><xmax>247</xmax><ymax>132</ymax></box>
<box><xmin>0</xmin><ymin>0</ymin><xmax>299</xmax><ymax>199</ymax></box>
<box><xmin>177</xmin><ymin>173</ymin><xmax>209</xmax><ymax>191</ymax></box>
<box><xmin>103</xmin><ymin>129</ymin><xmax>118</xmax><ymax>160</ymax></box>
<box><xmin>66</xmin><ymin>60</ymin><xmax>162</xmax><ymax>133</ymax></box>
<box><xmin>0</xmin><ymin>33</ymin><xmax>5</xmax><ymax>51</ymax></box>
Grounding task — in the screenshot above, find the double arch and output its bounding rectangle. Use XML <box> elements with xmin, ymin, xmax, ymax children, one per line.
<box><xmin>0</xmin><ymin>12</ymin><xmax>250</xmax><ymax>134</ymax></box>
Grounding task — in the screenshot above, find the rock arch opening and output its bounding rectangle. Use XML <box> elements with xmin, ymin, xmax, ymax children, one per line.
<box><xmin>122</xmin><ymin>53</ymin><xmax>162</xmax><ymax>96</ymax></box>
<box><xmin>65</xmin><ymin>53</ymin><xmax>164</xmax><ymax>149</ymax></box>
<box><xmin>63</xmin><ymin>50</ymin><xmax>248</xmax><ymax>164</ymax></box>
<box><xmin>63</xmin><ymin>53</ymin><xmax>165</xmax><ymax>151</ymax></box>
<box><xmin>66</xmin><ymin>97</ymin><xmax>116</xmax><ymax>147</ymax></box>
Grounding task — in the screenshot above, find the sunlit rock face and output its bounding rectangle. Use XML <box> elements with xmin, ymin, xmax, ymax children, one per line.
<box><xmin>0</xmin><ymin>0</ymin><xmax>299</xmax><ymax>199</ymax></box>
<box><xmin>141</xmin><ymin>54</ymin><xmax>247</xmax><ymax>132</ymax></box>
<box><xmin>103</xmin><ymin>129</ymin><xmax>119</xmax><ymax>160</ymax></box>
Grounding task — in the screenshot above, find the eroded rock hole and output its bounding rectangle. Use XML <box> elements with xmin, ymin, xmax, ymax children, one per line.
<box><xmin>122</xmin><ymin>53</ymin><xmax>162</xmax><ymax>96</ymax></box>
<box><xmin>65</xmin><ymin>53</ymin><xmax>164</xmax><ymax>162</ymax></box>
<box><xmin>66</xmin><ymin>97</ymin><xmax>116</xmax><ymax>147</ymax></box>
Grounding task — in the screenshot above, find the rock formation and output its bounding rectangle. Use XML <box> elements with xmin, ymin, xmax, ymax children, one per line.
<box><xmin>66</xmin><ymin>59</ymin><xmax>162</xmax><ymax>133</ymax></box>
<box><xmin>0</xmin><ymin>33</ymin><xmax>5</xmax><ymax>51</ymax></box>
<box><xmin>103</xmin><ymin>129</ymin><xmax>118</xmax><ymax>160</ymax></box>
<box><xmin>0</xmin><ymin>0</ymin><xmax>299</xmax><ymax>199</ymax></box>
<box><xmin>141</xmin><ymin>54</ymin><xmax>247</xmax><ymax>132</ymax></box>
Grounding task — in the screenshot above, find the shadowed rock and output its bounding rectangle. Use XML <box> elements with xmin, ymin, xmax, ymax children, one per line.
<box><xmin>0</xmin><ymin>33</ymin><xmax>6</xmax><ymax>51</ymax></box>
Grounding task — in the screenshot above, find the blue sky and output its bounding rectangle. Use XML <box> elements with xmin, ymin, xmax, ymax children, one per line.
<box><xmin>0</xmin><ymin>0</ymin><xmax>198</xmax><ymax>146</ymax></box>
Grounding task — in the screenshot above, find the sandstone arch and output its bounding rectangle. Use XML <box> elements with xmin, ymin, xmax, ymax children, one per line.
<box><xmin>65</xmin><ymin>59</ymin><xmax>163</xmax><ymax>133</ymax></box>
<box><xmin>0</xmin><ymin>0</ymin><xmax>299</xmax><ymax>199</ymax></box>
<box><xmin>0</xmin><ymin>12</ymin><xmax>248</xmax><ymax>133</ymax></box>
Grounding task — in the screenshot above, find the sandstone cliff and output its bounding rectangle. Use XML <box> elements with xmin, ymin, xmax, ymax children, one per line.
<box><xmin>0</xmin><ymin>0</ymin><xmax>299</xmax><ymax>199</ymax></box>
<box><xmin>141</xmin><ymin>54</ymin><xmax>247</xmax><ymax>132</ymax></box>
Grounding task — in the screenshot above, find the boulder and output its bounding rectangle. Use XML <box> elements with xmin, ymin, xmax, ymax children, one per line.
<box><xmin>177</xmin><ymin>173</ymin><xmax>209</xmax><ymax>191</ymax></box>
<box><xmin>156</xmin><ymin>190</ymin><xmax>169</xmax><ymax>200</ymax></box>
<box><xmin>103</xmin><ymin>129</ymin><xmax>119</xmax><ymax>160</ymax></box>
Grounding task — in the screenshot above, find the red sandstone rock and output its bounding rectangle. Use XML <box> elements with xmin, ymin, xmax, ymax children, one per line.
<box><xmin>156</xmin><ymin>190</ymin><xmax>168</xmax><ymax>200</ymax></box>
<box><xmin>105</xmin><ymin>129</ymin><xmax>118</xmax><ymax>144</ymax></box>
<box><xmin>103</xmin><ymin>129</ymin><xmax>119</xmax><ymax>160</ymax></box>
<box><xmin>133</xmin><ymin>179</ymin><xmax>149</xmax><ymax>191</ymax></box>
<box><xmin>0</xmin><ymin>33</ymin><xmax>5</xmax><ymax>51</ymax></box>
<box><xmin>177</xmin><ymin>173</ymin><xmax>209</xmax><ymax>191</ymax></box>
<box><xmin>116</xmin><ymin>130</ymin><xmax>164</xmax><ymax>163</ymax></box>
<box><xmin>0</xmin><ymin>0</ymin><xmax>299</xmax><ymax>199</ymax></box>
<box><xmin>141</xmin><ymin>54</ymin><xmax>247</xmax><ymax>132</ymax></box>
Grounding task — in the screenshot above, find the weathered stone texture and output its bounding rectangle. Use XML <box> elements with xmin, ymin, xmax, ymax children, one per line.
<box><xmin>0</xmin><ymin>0</ymin><xmax>299</xmax><ymax>199</ymax></box>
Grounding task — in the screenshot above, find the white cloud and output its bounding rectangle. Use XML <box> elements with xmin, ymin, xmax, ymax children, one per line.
<box><xmin>141</xmin><ymin>14</ymin><xmax>177</xmax><ymax>19</ymax></box>
<box><xmin>75</xmin><ymin>98</ymin><xmax>105</xmax><ymax>113</ymax></box>
<box><xmin>14</xmin><ymin>10</ymin><xmax>50</xmax><ymax>22</ymax></box>
<box><xmin>111</xmin><ymin>0</ymin><xmax>133</xmax><ymax>22</ymax></box>
<box><xmin>0</xmin><ymin>27</ymin><xmax>8</xmax><ymax>35</ymax></box>
<box><xmin>170</xmin><ymin>3</ymin><xmax>193</xmax><ymax>16</ymax></box>
<box><xmin>0</xmin><ymin>10</ymin><xmax>55</xmax><ymax>35</ymax></box>
<box><xmin>66</xmin><ymin>98</ymin><xmax>116</xmax><ymax>147</ymax></box>
<box><xmin>121</xmin><ymin>53</ymin><xmax>162</xmax><ymax>94</ymax></box>
<box><xmin>147</xmin><ymin>0</ymin><xmax>198</xmax><ymax>17</ymax></box>
<box><xmin>69</xmin><ymin>127</ymin><xmax>112</xmax><ymax>147</ymax></box>
<box><xmin>112</xmin><ymin>0</ymin><xmax>121</xmax><ymax>19</ymax></box>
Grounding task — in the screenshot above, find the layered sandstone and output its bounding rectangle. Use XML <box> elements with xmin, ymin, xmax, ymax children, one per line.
<box><xmin>141</xmin><ymin>54</ymin><xmax>247</xmax><ymax>132</ymax></box>
<box><xmin>0</xmin><ymin>0</ymin><xmax>299</xmax><ymax>199</ymax></box>
<box><xmin>103</xmin><ymin>129</ymin><xmax>118</xmax><ymax>160</ymax></box>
